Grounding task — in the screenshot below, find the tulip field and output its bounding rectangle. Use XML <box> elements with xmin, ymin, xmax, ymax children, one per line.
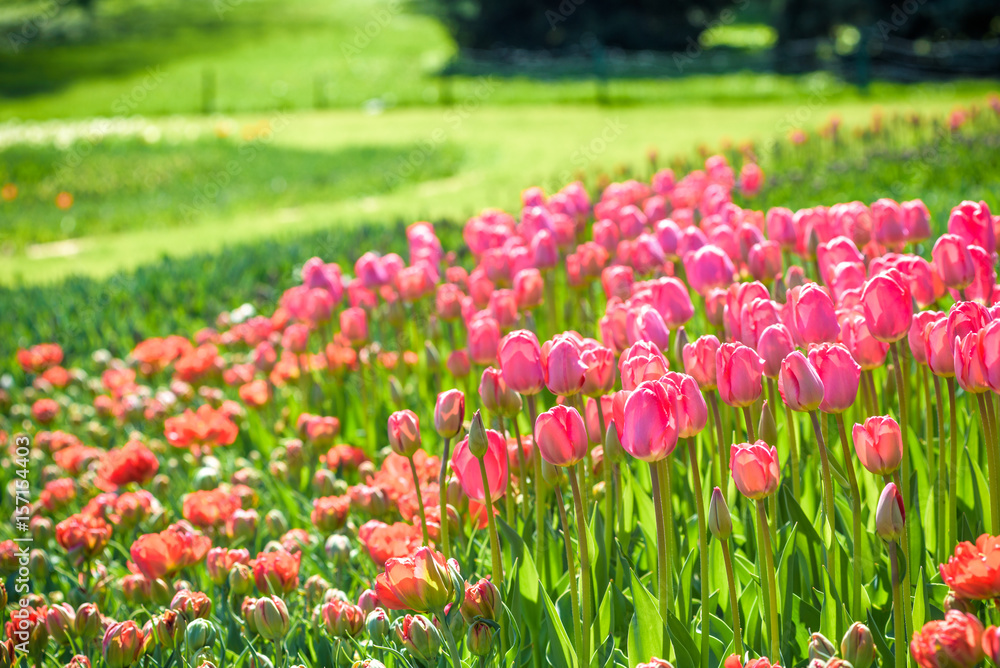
<box><xmin>3</xmin><ymin>96</ymin><xmax>1000</xmax><ymax>668</ymax></box>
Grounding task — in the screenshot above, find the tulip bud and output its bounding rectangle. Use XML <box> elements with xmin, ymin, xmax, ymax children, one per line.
<box><xmin>0</xmin><ymin>582</ymin><xmax>6</xmax><ymax>611</ymax></box>
<box><xmin>434</xmin><ymin>389</ymin><xmax>466</xmax><ymax>439</ymax></box>
<box><xmin>425</xmin><ymin>341</ymin><xmax>441</xmax><ymax>370</ymax></box>
<box><xmin>460</xmin><ymin>579</ymin><xmax>500</xmax><ymax>623</ymax></box>
<box><xmin>264</xmin><ymin>510</ymin><xmax>288</xmax><ymax>536</ymax></box>
<box><xmin>983</xmin><ymin>626</ymin><xmax>1000</xmax><ymax>666</ymax></box>
<box><xmin>152</xmin><ymin>610</ymin><xmax>185</xmax><ymax>650</ymax></box>
<box><xmin>45</xmin><ymin>603</ymin><xmax>75</xmax><ymax>645</ymax></box>
<box><xmin>672</xmin><ymin>327</ymin><xmax>689</xmax><ymax>368</ymax></box>
<box><xmin>387</xmin><ymin>410</ymin><xmax>421</xmax><ymax>457</ymax></box>
<box><xmin>758</xmin><ymin>401</ymin><xmax>777</xmax><ymax>446</ymax></box>
<box><xmin>809</xmin><ymin>632</ymin><xmax>837</xmax><ymax>661</ymax></box>
<box><xmin>102</xmin><ymin>621</ymin><xmax>144</xmax><ymax>668</ymax></box>
<box><xmin>875</xmin><ymin>483</ymin><xmax>905</xmax><ymax>543</ymax></box>
<box><xmin>366</xmin><ymin>609</ymin><xmax>390</xmax><ymax>644</ymax></box>
<box><xmin>468</xmin><ymin>410</ymin><xmax>488</xmax><ymax>458</ymax></box>
<box><xmin>185</xmin><ymin>619</ymin><xmax>217</xmax><ymax>656</ymax></box>
<box><xmin>943</xmin><ymin>592</ymin><xmax>974</xmax><ymax>614</ymax></box>
<box><xmin>708</xmin><ymin>487</ymin><xmax>732</xmax><ymax>541</ymax></box>
<box><xmin>467</xmin><ymin>620</ymin><xmax>495</xmax><ymax>657</ymax></box>
<box><xmin>29</xmin><ymin>549</ymin><xmax>49</xmax><ymax>581</ymax></box>
<box><xmin>395</xmin><ymin>615</ymin><xmax>441</xmax><ymax>663</ymax></box>
<box><xmin>541</xmin><ymin>459</ymin><xmax>565</xmax><ymax>486</ymax></box>
<box><xmin>358</xmin><ymin>589</ymin><xmax>378</xmax><ymax>616</ymax></box>
<box><xmin>30</xmin><ymin>517</ymin><xmax>53</xmax><ymax>543</ymax></box>
<box><xmin>604</xmin><ymin>420</ymin><xmax>623</xmax><ymax>464</ymax></box>
<box><xmin>228</xmin><ymin>563</ymin><xmax>253</xmax><ymax>596</ymax></box>
<box><xmin>75</xmin><ymin>603</ymin><xmax>101</xmax><ymax>641</ymax></box>
<box><xmin>389</xmin><ymin>377</ymin><xmax>403</xmax><ymax>407</ymax></box>
<box><xmin>253</xmin><ymin>596</ymin><xmax>290</xmax><ymax>641</ymax></box>
<box><xmin>325</xmin><ymin>534</ymin><xmax>352</xmax><ymax>564</ymax></box>
<box><xmin>312</xmin><ymin>468</ymin><xmax>338</xmax><ymax>496</ymax></box>
<box><xmin>841</xmin><ymin>622</ymin><xmax>874</xmax><ymax>668</ymax></box>
<box><xmin>772</xmin><ymin>276</ymin><xmax>788</xmax><ymax>303</ymax></box>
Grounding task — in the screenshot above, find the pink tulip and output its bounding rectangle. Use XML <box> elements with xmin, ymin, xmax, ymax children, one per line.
<box><xmin>627</xmin><ymin>305</ymin><xmax>671</xmax><ymax>351</ymax></box>
<box><xmin>965</xmin><ymin>246</ymin><xmax>997</xmax><ymax>305</ymax></box>
<box><xmin>434</xmin><ymin>390</ymin><xmax>465</xmax><ymax>439</ymax></box>
<box><xmin>766</xmin><ymin>207</ymin><xmax>796</xmax><ymax>249</ymax></box>
<box><xmin>684</xmin><ymin>245</ymin><xmax>736</xmax><ymax>296</ymax></box>
<box><xmin>902</xmin><ymin>199</ymin><xmax>931</xmax><ymax>242</ymax></box>
<box><xmin>778</xmin><ymin>351</ymin><xmax>825</xmax><ymax>412</ymax></box>
<box><xmin>716</xmin><ymin>342</ymin><xmax>764</xmax><ymax>408</ymax></box>
<box><xmin>787</xmin><ymin>283</ymin><xmax>840</xmax><ymax>345</ymax></box>
<box><xmin>948</xmin><ymin>200</ymin><xmax>995</xmax><ymax>256</ymax></box>
<box><xmin>436</xmin><ymin>283</ymin><xmax>464</xmax><ymax>321</ymax></box>
<box><xmin>861</xmin><ymin>269</ymin><xmax>913</xmax><ymax>343</ymax></box>
<box><xmin>807</xmin><ymin>343</ymin><xmax>861</xmax><ymax>413</ymax></box>
<box><xmin>497</xmin><ymin>329</ymin><xmax>544</xmax><ymax>395</ymax></box>
<box><xmin>488</xmin><ymin>289</ymin><xmax>519</xmax><ymax>330</ymax></box>
<box><xmin>739</xmin><ymin>297</ymin><xmax>782</xmax><ymax>348</ymax></box>
<box><xmin>852</xmin><ymin>415</ymin><xmax>902</xmax><ymax>475</ymax></box>
<box><xmin>451</xmin><ymin>429</ymin><xmax>508</xmax><ymax>502</ymax></box>
<box><xmin>730</xmin><ymin>441</ymin><xmax>780</xmax><ymax>500</ymax></box>
<box><xmin>601</xmin><ymin>266</ymin><xmax>634</xmax><ymax>301</ymax></box>
<box><xmin>932</xmin><ymin>234</ymin><xmax>976</xmax><ymax>290</ymax></box>
<box><xmin>620</xmin><ymin>341</ymin><xmax>669</xmax><ymax>391</ymax></box>
<box><xmin>478</xmin><ymin>367</ymin><xmax>522</xmax><ymax>417</ymax></box>
<box><xmin>872</xmin><ymin>198</ymin><xmax>907</xmax><ymax>246</ymax></box>
<box><xmin>756</xmin><ymin>324</ymin><xmax>795</xmax><ymax>379</ymax></box>
<box><xmin>724</xmin><ymin>282</ymin><xmax>769</xmax><ymax>342</ymax></box>
<box><xmin>468</xmin><ymin>315</ymin><xmax>501</xmax><ymax>365</ymax></box>
<box><xmin>817</xmin><ymin>236</ymin><xmax>864</xmax><ymax>286</ymax></box>
<box><xmin>621</xmin><ymin>378</ymin><xmax>680</xmax><ymax>462</ymax></box>
<box><xmin>924</xmin><ymin>315</ymin><xmax>956</xmax><ymax>377</ymax></box>
<box><xmin>748</xmin><ymin>240</ymin><xmax>783</xmax><ymax>283</ymax></box>
<box><xmin>955</xmin><ymin>330</ymin><xmax>992</xmax><ymax>394</ymax></box>
<box><xmin>513</xmin><ymin>268</ymin><xmax>544</xmax><ymax>310</ymax></box>
<box><xmin>683</xmin><ymin>335</ymin><xmax>720</xmax><ymax>391</ymax></box>
<box><xmin>908</xmin><ymin>311</ymin><xmax>941</xmax><ymax>366</ymax></box>
<box><xmin>648</xmin><ymin>277</ymin><xmax>695</xmax><ymax>329</ymax></box>
<box><xmin>580</xmin><ymin>343</ymin><xmax>616</xmax><ymax>397</ymax></box>
<box><xmin>541</xmin><ymin>334</ymin><xmax>588</xmax><ymax>396</ymax></box>
<box><xmin>340</xmin><ymin>307</ymin><xmax>368</xmax><ymax>347</ymax></box>
<box><xmin>388</xmin><ymin>410</ymin><xmax>421</xmax><ymax>457</ymax></box>
<box><xmin>533</xmin><ymin>405</ymin><xmax>589</xmax><ymax>467</ymax></box>
<box><xmin>840</xmin><ymin>311</ymin><xmax>889</xmax><ymax>370</ymax></box>
<box><xmin>662</xmin><ymin>372</ymin><xmax>708</xmax><ymax>438</ymax></box>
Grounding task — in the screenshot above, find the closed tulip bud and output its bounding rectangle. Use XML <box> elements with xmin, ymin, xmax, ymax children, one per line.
<box><xmin>253</xmin><ymin>596</ymin><xmax>290</xmax><ymax>641</ymax></box>
<box><xmin>841</xmin><ymin>622</ymin><xmax>874</xmax><ymax>668</ymax></box>
<box><xmin>861</xmin><ymin>270</ymin><xmax>913</xmax><ymax>343</ymax></box>
<box><xmin>467</xmin><ymin>620</ymin><xmax>495</xmax><ymax>657</ymax></box>
<box><xmin>730</xmin><ymin>441</ymin><xmax>781</xmax><ymax>500</ymax></box>
<box><xmin>184</xmin><ymin>619</ymin><xmax>216</xmax><ymax>656</ymax></box>
<box><xmin>152</xmin><ymin>610</ymin><xmax>185</xmax><ymax>650</ymax></box>
<box><xmin>0</xmin><ymin>582</ymin><xmax>6</xmax><ymax>611</ymax></box>
<box><xmin>388</xmin><ymin>410</ymin><xmax>421</xmax><ymax>457</ymax></box>
<box><xmin>460</xmin><ymin>579</ymin><xmax>499</xmax><ymax>622</ymax></box>
<box><xmin>479</xmin><ymin>367</ymin><xmax>522</xmax><ymax>417</ymax></box>
<box><xmin>312</xmin><ymin>468</ymin><xmax>338</xmax><ymax>496</ymax></box>
<box><xmin>29</xmin><ymin>549</ymin><xmax>49</xmax><ymax>580</ymax></box>
<box><xmin>982</xmin><ymin>626</ymin><xmax>1000</xmax><ymax>666</ymax></box>
<box><xmin>45</xmin><ymin>603</ymin><xmax>75</xmax><ymax>645</ymax></box>
<box><xmin>943</xmin><ymin>592</ymin><xmax>974</xmax><ymax>614</ymax></box>
<box><xmin>875</xmin><ymin>483</ymin><xmax>905</xmax><ymax>543</ymax></box>
<box><xmin>541</xmin><ymin>459</ymin><xmax>566</xmax><ymax>486</ymax></box>
<box><xmin>778</xmin><ymin>351</ymin><xmax>825</xmax><ymax>412</ymax></box>
<box><xmin>809</xmin><ymin>632</ymin><xmax>837</xmax><ymax>661</ymax></box>
<box><xmin>424</xmin><ymin>341</ymin><xmax>440</xmax><ymax>370</ymax></box>
<box><xmin>395</xmin><ymin>614</ymin><xmax>441</xmax><ymax>662</ymax></box>
<box><xmin>227</xmin><ymin>563</ymin><xmax>253</xmax><ymax>596</ymax></box>
<box><xmin>708</xmin><ymin>487</ymin><xmax>732</xmax><ymax>540</ymax></box>
<box><xmin>265</xmin><ymin>509</ymin><xmax>288</xmax><ymax>536</ymax></box>
<box><xmin>366</xmin><ymin>609</ymin><xmax>390</xmax><ymax>644</ymax></box>
<box><xmin>434</xmin><ymin>390</ymin><xmax>465</xmax><ymax>439</ymax></box>
<box><xmin>534</xmin><ymin>404</ymin><xmax>589</xmax><ymax>467</ymax></box>
<box><xmin>389</xmin><ymin>376</ymin><xmax>403</xmax><ymax>407</ymax></box>
<box><xmin>604</xmin><ymin>420</ymin><xmax>623</xmax><ymax>464</ymax></box>
<box><xmin>103</xmin><ymin>621</ymin><xmax>145</xmax><ymax>668</ymax></box>
<box><xmin>31</xmin><ymin>517</ymin><xmax>53</xmax><ymax>543</ymax></box>
<box><xmin>672</xmin><ymin>327</ymin><xmax>689</xmax><ymax>366</ymax></box>
<box><xmin>357</xmin><ymin>589</ymin><xmax>378</xmax><ymax>616</ymax></box>
<box><xmin>758</xmin><ymin>401</ymin><xmax>777</xmax><ymax>446</ymax></box>
<box><xmin>457</xmin><ymin>410</ymin><xmax>486</xmax><ymax>459</ymax></box>
<box><xmin>716</xmin><ymin>342</ymin><xmax>765</xmax><ymax>408</ymax></box>
<box><xmin>325</xmin><ymin>534</ymin><xmax>352</xmax><ymax>564</ymax></box>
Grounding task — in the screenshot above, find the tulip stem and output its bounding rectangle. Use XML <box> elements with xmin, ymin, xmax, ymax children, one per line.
<box><xmin>478</xmin><ymin>452</ymin><xmax>507</xmax><ymax>656</ymax></box>
<box><xmin>687</xmin><ymin>438</ymin><xmax>710</xmax><ymax>668</ymax></box>
<box><xmin>889</xmin><ymin>343</ymin><xmax>910</xmax><ymax>508</ymax></box>
<box><xmin>946</xmin><ymin>379</ymin><xmax>959</xmax><ymax>549</ymax></box>
<box><xmin>720</xmin><ymin>537</ymin><xmax>743</xmax><ymax>657</ymax></box>
<box><xmin>975</xmin><ymin>393</ymin><xmax>1000</xmax><ymax>534</ymax></box>
<box><xmin>810</xmin><ymin>411</ymin><xmax>840</xmax><ymax>617</ymax></box>
<box><xmin>597</xmin><ymin>406</ymin><xmax>615</xmax><ymax>596</ymax></box>
<box><xmin>555</xmin><ymin>485</ymin><xmax>584</xmax><ymax>660</ymax></box>
<box><xmin>649</xmin><ymin>461</ymin><xmax>671</xmax><ymax>660</ymax></box>
<box><xmin>835</xmin><ymin>413</ymin><xmax>865</xmax><ymax>621</ymax></box>
<box><xmin>527</xmin><ymin>395</ymin><xmax>548</xmax><ymax>589</ymax></box>
<box><xmin>569</xmin><ymin>465</ymin><xmax>592</xmax><ymax>666</ymax></box>
<box><xmin>498</xmin><ymin>416</ymin><xmax>516</xmax><ymax>526</ymax></box>
<box><xmin>742</xmin><ymin>406</ymin><xmax>756</xmax><ymax>442</ymax></box>
<box><xmin>930</xmin><ymin>371</ymin><xmax>947</xmax><ymax>565</ymax></box>
<box><xmin>409</xmin><ymin>454</ymin><xmax>430</xmax><ymax>545</ymax></box>
<box><xmin>756</xmin><ymin>500</ymin><xmax>780</xmax><ymax>661</ymax></box>
<box><xmin>438</xmin><ymin>437</ymin><xmax>452</xmax><ymax>562</ymax></box>
<box><xmin>889</xmin><ymin>542</ymin><xmax>906</xmax><ymax>668</ymax></box>
<box><xmin>890</xmin><ymin>470</ymin><xmax>914</xmax><ymax>646</ymax></box>
<box><xmin>438</xmin><ymin>607</ymin><xmax>465</xmax><ymax>668</ymax></box>
<box><xmin>784</xmin><ymin>403</ymin><xmax>801</xmax><ymax>498</ymax></box>
<box><xmin>510</xmin><ymin>416</ymin><xmax>530</xmax><ymax>523</ymax></box>
<box><xmin>709</xmin><ymin>391</ymin><xmax>729</xmax><ymax>490</ymax></box>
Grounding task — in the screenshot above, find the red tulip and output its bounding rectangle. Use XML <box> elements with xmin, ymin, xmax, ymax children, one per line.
<box><xmin>730</xmin><ymin>441</ymin><xmax>780</xmax><ymax>500</ymax></box>
<box><xmin>939</xmin><ymin>533</ymin><xmax>1000</xmax><ymax>600</ymax></box>
<box><xmin>374</xmin><ymin>547</ymin><xmax>459</xmax><ymax>613</ymax></box>
<box><xmin>433</xmin><ymin>390</ymin><xmax>465</xmax><ymax>439</ymax></box>
<box><xmin>497</xmin><ymin>329</ymin><xmax>544</xmax><ymax>395</ymax></box>
<box><xmin>852</xmin><ymin>415</ymin><xmax>902</xmax><ymax>475</ymax></box>
<box><xmin>451</xmin><ymin>428</ymin><xmax>508</xmax><ymax>502</ymax></box>
<box><xmin>130</xmin><ymin>525</ymin><xmax>211</xmax><ymax>580</ymax></box>
<box><xmin>778</xmin><ymin>351</ymin><xmax>825</xmax><ymax>412</ymax></box>
<box><xmin>56</xmin><ymin>514</ymin><xmax>112</xmax><ymax>567</ymax></box>
<box><xmin>621</xmin><ymin>378</ymin><xmax>679</xmax><ymax>462</ymax></box>
<box><xmin>103</xmin><ymin>621</ymin><xmax>144</xmax><ymax>668</ymax></box>
<box><xmin>756</xmin><ymin>324</ymin><xmax>795</xmax><ymax>379</ymax></box>
<box><xmin>683</xmin><ymin>335</ymin><xmax>720</xmax><ymax>390</ymax></box>
<box><xmin>910</xmin><ymin>611</ymin><xmax>985</xmax><ymax>668</ymax></box>
<box><xmin>807</xmin><ymin>343</ymin><xmax>861</xmax><ymax>413</ymax></box>
<box><xmin>716</xmin><ymin>342</ymin><xmax>764</xmax><ymax>408</ymax></box>
<box><xmin>468</xmin><ymin>315</ymin><xmax>501</xmax><ymax>365</ymax></box>
<box><xmin>861</xmin><ymin>269</ymin><xmax>913</xmax><ymax>343</ymax></box>
<box><xmin>251</xmin><ymin>549</ymin><xmax>301</xmax><ymax>595</ymax></box>
<box><xmin>932</xmin><ymin>234</ymin><xmax>977</xmax><ymax>290</ymax></box>
<box><xmin>534</xmin><ymin>404</ymin><xmax>589</xmax><ymax>467</ymax></box>
<box><xmin>620</xmin><ymin>341</ymin><xmax>668</xmax><ymax>391</ymax></box>
<box><xmin>542</xmin><ymin>333</ymin><xmax>588</xmax><ymax>396</ymax></box>
<box><xmin>787</xmin><ymin>283</ymin><xmax>840</xmax><ymax>345</ymax></box>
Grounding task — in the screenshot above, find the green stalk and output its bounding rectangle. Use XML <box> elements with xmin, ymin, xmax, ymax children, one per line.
<box><xmin>721</xmin><ymin>539</ymin><xmax>743</xmax><ymax>657</ymax></box>
<box><xmin>810</xmin><ymin>411</ymin><xmax>840</xmax><ymax>617</ymax></box>
<box><xmin>660</xmin><ymin>459</ymin><xmax>677</xmax><ymax>613</ymax></box>
<box><xmin>835</xmin><ymin>413</ymin><xmax>865</xmax><ymax>621</ymax></box>
<box><xmin>946</xmin><ymin>379</ymin><xmax>959</xmax><ymax>548</ymax></box>
<box><xmin>709</xmin><ymin>391</ymin><xmax>728</xmax><ymax>490</ymax></box>
<box><xmin>932</xmin><ymin>373</ymin><xmax>947</xmax><ymax>565</ymax></box>
<box><xmin>555</xmin><ymin>485</ymin><xmax>583</xmax><ymax>659</ymax></box>
<box><xmin>889</xmin><ymin>542</ymin><xmax>906</xmax><ymax>668</ymax></box>
<box><xmin>498</xmin><ymin>415</ymin><xmax>516</xmax><ymax>525</ymax></box>
<box><xmin>569</xmin><ymin>465</ymin><xmax>592</xmax><ymax>665</ymax></box>
<box><xmin>890</xmin><ymin>471</ymin><xmax>914</xmax><ymax>645</ymax></box>
<box><xmin>756</xmin><ymin>500</ymin><xmax>780</xmax><ymax>661</ymax></box>
<box><xmin>510</xmin><ymin>413</ymin><xmax>530</xmax><ymax>522</ymax></box>
<box><xmin>649</xmin><ymin>461</ymin><xmax>671</xmax><ymax>660</ymax></box>
<box><xmin>687</xmin><ymin>438</ymin><xmax>710</xmax><ymax>668</ymax></box>
<box><xmin>478</xmin><ymin>452</ymin><xmax>506</xmax><ymax>654</ymax></box>
<box><xmin>437</xmin><ymin>606</ymin><xmax>465</xmax><ymax>668</ymax></box>
<box><xmin>598</xmin><ymin>406</ymin><xmax>614</xmax><ymax>594</ymax></box>
<box><xmin>889</xmin><ymin>343</ymin><xmax>910</xmax><ymax>510</ymax></box>
<box><xmin>976</xmin><ymin>393</ymin><xmax>1000</xmax><ymax>534</ymax></box>
<box><xmin>784</xmin><ymin>403</ymin><xmax>801</xmax><ymax>498</ymax></box>
<box><xmin>409</xmin><ymin>454</ymin><xmax>430</xmax><ymax>544</ymax></box>
<box><xmin>438</xmin><ymin>437</ymin><xmax>452</xmax><ymax>561</ymax></box>
<box><xmin>527</xmin><ymin>395</ymin><xmax>547</xmax><ymax>587</ymax></box>
<box><xmin>743</xmin><ymin>406</ymin><xmax>757</xmax><ymax>442</ymax></box>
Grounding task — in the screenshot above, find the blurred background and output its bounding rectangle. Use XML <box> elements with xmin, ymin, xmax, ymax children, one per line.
<box><xmin>0</xmin><ymin>0</ymin><xmax>999</xmax><ymax>291</ymax></box>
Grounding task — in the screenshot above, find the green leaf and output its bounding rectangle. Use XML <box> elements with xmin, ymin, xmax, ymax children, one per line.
<box><xmin>912</xmin><ymin>567</ymin><xmax>927</xmax><ymax>631</ymax></box>
<box><xmin>867</xmin><ymin>608</ymin><xmax>894</xmax><ymax>668</ymax></box>
<box><xmin>627</xmin><ymin>569</ymin><xmax>663</xmax><ymax>668</ymax></box>
<box><xmin>666</xmin><ymin>609</ymin><xmax>700</xmax><ymax>668</ymax></box>
<box><xmin>541</xmin><ymin>575</ymin><xmax>578</xmax><ymax>668</ymax></box>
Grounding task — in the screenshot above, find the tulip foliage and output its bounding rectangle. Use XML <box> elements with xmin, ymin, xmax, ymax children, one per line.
<box><xmin>4</xmin><ymin>101</ymin><xmax>1000</xmax><ymax>668</ymax></box>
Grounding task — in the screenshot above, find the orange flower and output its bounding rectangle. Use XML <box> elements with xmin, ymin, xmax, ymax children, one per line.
<box><xmin>56</xmin><ymin>514</ymin><xmax>112</xmax><ymax>566</ymax></box>
<box><xmin>98</xmin><ymin>440</ymin><xmax>159</xmax><ymax>487</ymax></box>
<box><xmin>164</xmin><ymin>405</ymin><xmax>238</xmax><ymax>453</ymax></box>
<box><xmin>939</xmin><ymin>534</ymin><xmax>1000</xmax><ymax>600</ymax></box>
<box><xmin>17</xmin><ymin>343</ymin><xmax>63</xmax><ymax>373</ymax></box>
<box><xmin>373</xmin><ymin>546</ymin><xmax>459</xmax><ymax>613</ymax></box>
<box><xmin>910</xmin><ymin>611</ymin><xmax>984</xmax><ymax>668</ymax></box>
<box><xmin>129</xmin><ymin>524</ymin><xmax>212</xmax><ymax>580</ymax></box>
<box><xmin>311</xmin><ymin>495</ymin><xmax>351</xmax><ymax>533</ymax></box>
<box><xmin>358</xmin><ymin>520</ymin><xmax>423</xmax><ymax>567</ymax></box>
<box><xmin>251</xmin><ymin>549</ymin><xmax>301</xmax><ymax>594</ymax></box>
<box><xmin>182</xmin><ymin>489</ymin><xmax>241</xmax><ymax>528</ymax></box>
